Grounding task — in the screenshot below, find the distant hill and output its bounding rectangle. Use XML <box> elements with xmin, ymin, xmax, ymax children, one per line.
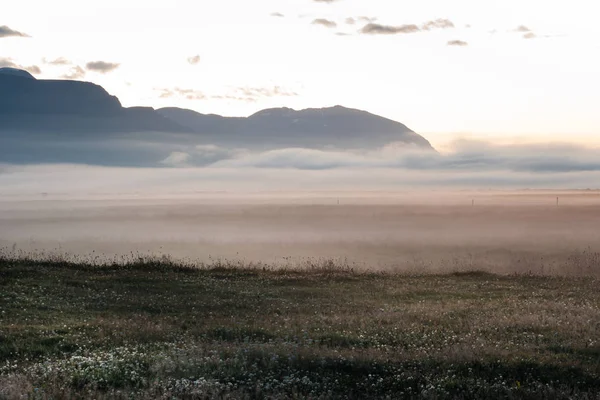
<box><xmin>0</xmin><ymin>68</ymin><xmax>434</xmax><ymax>166</ymax></box>
<box><xmin>0</xmin><ymin>69</ymin><xmax>185</xmax><ymax>133</ymax></box>
<box><xmin>157</xmin><ymin>106</ymin><xmax>433</xmax><ymax>150</ymax></box>
<box><xmin>0</xmin><ymin>67</ymin><xmax>36</xmax><ymax>80</ymax></box>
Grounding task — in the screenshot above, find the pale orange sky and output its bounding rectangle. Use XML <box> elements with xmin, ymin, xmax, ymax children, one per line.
<box><xmin>2</xmin><ymin>0</ymin><xmax>599</xmax><ymax>145</ymax></box>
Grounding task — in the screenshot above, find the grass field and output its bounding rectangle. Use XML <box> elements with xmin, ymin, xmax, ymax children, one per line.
<box><xmin>1</xmin><ymin>253</ymin><xmax>599</xmax><ymax>399</ymax></box>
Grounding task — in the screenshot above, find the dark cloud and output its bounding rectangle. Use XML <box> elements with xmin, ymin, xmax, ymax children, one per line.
<box><xmin>360</xmin><ymin>18</ymin><xmax>455</xmax><ymax>35</ymax></box>
<box><xmin>43</xmin><ymin>57</ymin><xmax>72</xmax><ymax>66</ymax></box>
<box><xmin>421</xmin><ymin>18</ymin><xmax>455</xmax><ymax>31</ymax></box>
<box><xmin>447</xmin><ymin>40</ymin><xmax>468</xmax><ymax>47</ymax></box>
<box><xmin>345</xmin><ymin>17</ymin><xmax>376</xmax><ymax>27</ymax></box>
<box><xmin>62</xmin><ymin>66</ymin><xmax>86</xmax><ymax>80</ymax></box>
<box><xmin>361</xmin><ymin>23</ymin><xmax>420</xmax><ymax>35</ymax></box>
<box><xmin>187</xmin><ymin>55</ymin><xmax>201</xmax><ymax>65</ymax></box>
<box><xmin>270</xmin><ymin>12</ymin><xmax>284</xmax><ymax>17</ymax></box>
<box><xmin>0</xmin><ymin>25</ymin><xmax>29</xmax><ymax>38</ymax></box>
<box><xmin>85</xmin><ymin>61</ymin><xmax>120</xmax><ymax>74</ymax></box>
<box><xmin>312</xmin><ymin>18</ymin><xmax>337</xmax><ymax>28</ymax></box>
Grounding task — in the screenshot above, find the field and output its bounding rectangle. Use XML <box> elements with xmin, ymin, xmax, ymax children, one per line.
<box><xmin>1</xmin><ymin>255</ymin><xmax>599</xmax><ymax>399</ymax></box>
<box><xmin>1</xmin><ymin>193</ymin><xmax>600</xmax><ymax>398</ymax></box>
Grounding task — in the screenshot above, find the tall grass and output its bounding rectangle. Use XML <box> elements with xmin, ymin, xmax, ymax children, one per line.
<box><xmin>1</xmin><ymin>250</ymin><xmax>599</xmax><ymax>398</ymax></box>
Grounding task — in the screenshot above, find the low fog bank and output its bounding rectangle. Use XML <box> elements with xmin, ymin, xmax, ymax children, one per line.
<box><xmin>2</xmin><ymin>197</ymin><xmax>600</xmax><ymax>276</ymax></box>
<box><xmin>5</xmin><ymin>134</ymin><xmax>600</xmax><ymax>173</ymax></box>
<box><xmin>3</xmin><ymin>165</ymin><xmax>600</xmax><ymax>199</ymax></box>
<box><xmin>3</xmin><ymin>137</ymin><xmax>600</xmax><ymax>276</ymax></box>
<box><xmin>3</xmin><ymin>139</ymin><xmax>600</xmax><ymax>197</ymax></box>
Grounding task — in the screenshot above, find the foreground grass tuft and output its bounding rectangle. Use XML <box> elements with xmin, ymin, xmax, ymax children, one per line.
<box><xmin>1</xmin><ymin>253</ymin><xmax>599</xmax><ymax>399</ymax></box>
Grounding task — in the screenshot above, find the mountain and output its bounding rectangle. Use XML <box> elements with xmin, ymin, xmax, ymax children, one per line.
<box><xmin>157</xmin><ymin>106</ymin><xmax>433</xmax><ymax>150</ymax></box>
<box><xmin>0</xmin><ymin>67</ymin><xmax>36</xmax><ymax>80</ymax></box>
<box><xmin>0</xmin><ymin>68</ymin><xmax>434</xmax><ymax>166</ymax></box>
<box><xmin>0</xmin><ymin>69</ymin><xmax>185</xmax><ymax>133</ymax></box>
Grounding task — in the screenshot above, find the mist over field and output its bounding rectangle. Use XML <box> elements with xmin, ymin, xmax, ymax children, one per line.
<box><xmin>3</xmin><ymin>138</ymin><xmax>600</xmax><ymax>275</ymax></box>
<box><xmin>4</xmin><ymin>139</ymin><xmax>600</xmax><ymax>193</ymax></box>
<box><xmin>1</xmin><ymin>189</ymin><xmax>599</xmax><ymax>276</ymax></box>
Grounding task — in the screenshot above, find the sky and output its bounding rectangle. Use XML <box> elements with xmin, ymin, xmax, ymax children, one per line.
<box><xmin>2</xmin><ymin>0</ymin><xmax>600</xmax><ymax>148</ymax></box>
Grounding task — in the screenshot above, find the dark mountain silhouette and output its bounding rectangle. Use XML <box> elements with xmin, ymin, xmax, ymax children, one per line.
<box><xmin>0</xmin><ymin>68</ymin><xmax>434</xmax><ymax>166</ymax></box>
<box><xmin>0</xmin><ymin>67</ymin><xmax>36</xmax><ymax>80</ymax></box>
<box><xmin>0</xmin><ymin>68</ymin><xmax>432</xmax><ymax>149</ymax></box>
<box><xmin>0</xmin><ymin>69</ymin><xmax>185</xmax><ymax>132</ymax></box>
<box><xmin>157</xmin><ymin>106</ymin><xmax>433</xmax><ymax>150</ymax></box>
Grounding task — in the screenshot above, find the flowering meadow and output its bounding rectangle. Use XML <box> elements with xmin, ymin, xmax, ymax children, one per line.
<box><xmin>1</xmin><ymin>252</ymin><xmax>599</xmax><ymax>399</ymax></box>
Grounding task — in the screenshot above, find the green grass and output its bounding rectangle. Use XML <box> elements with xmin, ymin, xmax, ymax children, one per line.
<box><xmin>1</xmin><ymin>255</ymin><xmax>599</xmax><ymax>399</ymax></box>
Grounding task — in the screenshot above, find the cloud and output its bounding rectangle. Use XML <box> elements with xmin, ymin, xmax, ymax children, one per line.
<box><xmin>157</xmin><ymin>85</ymin><xmax>297</xmax><ymax>102</ymax></box>
<box><xmin>43</xmin><ymin>57</ymin><xmax>72</xmax><ymax>66</ymax></box>
<box><xmin>0</xmin><ymin>58</ymin><xmax>17</xmax><ymax>68</ymax></box>
<box><xmin>232</xmin><ymin>86</ymin><xmax>298</xmax><ymax>101</ymax></box>
<box><xmin>6</xmin><ymin>163</ymin><xmax>600</xmax><ymax>194</ymax></box>
<box><xmin>175</xmin><ymin>88</ymin><xmax>207</xmax><ymax>100</ymax></box>
<box><xmin>6</xmin><ymin>139</ymin><xmax>600</xmax><ymax>191</ymax></box>
<box><xmin>421</xmin><ymin>18</ymin><xmax>455</xmax><ymax>31</ymax></box>
<box><xmin>207</xmin><ymin>141</ymin><xmax>600</xmax><ymax>175</ymax></box>
<box><xmin>187</xmin><ymin>55</ymin><xmax>201</xmax><ymax>65</ymax></box>
<box><xmin>85</xmin><ymin>61</ymin><xmax>120</xmax><ymax>74</ymax></box>
<box><xmin>514</xmin><ymin>25</ymin><xmax>532</xmax><ymax>33</ymax></box>
<box><xmin>0</xmin><ymin>25</ymin><xmax>29</xmax><ymax>38</ymax></box>
<box><xmin>511</xmin><ymin>25</ymin><xmax>541</xmax><ymax>39</ymax></box>
<box><xmin>270</xmin><ymin>12</ymin><xmax>284</xmax><ymax>17</ymax></box>
<box><xmin>161</xmin><ymin>145</ymin><xmax>247</xmax><ymax>167</ymax></box>
<box><xmin>161</xmin><ymin>151</ymin><xmax>191</xmax><ymax>167</ymax></box>
<box><xmin>358</xmin><ymin>16</ymin><xmax>377</xmax><ymax>23</ymax></box>
<box><xmin>313</xmin><ymin>0</ymin><xmax>340</xmax><ymax>3</ymax></box>
<box><xmin>361</xmin><ymin>23</ymin><xmax>420</xmax><ymax>35</ymax></box>
<box><xmin>157</xmin><ymin>87</ymin><xmax>207</xmax><ymax>100</ymax></box>
<box><xmin>212</xmin><ymin>86</ymin><xmax>299</xmax><ymax>102</ymax></box>
<box><xmin>344</xmin><ymin>16</ymin><xmax>377</xmax><ymax>29</ymax></box>
<box><xmin>0</xmin><ymin>58</ymin><xmax>41</xmax><ymax>75</ymax></box>
<box><xmin>62</xmin><ymin>66</ymin><xmax>86</xmax><ymax>80</ymax></box>
<box><xmin>360</xmin><ymin>18</ymin><xmax>455</xmax><ymax>36</ymax></box>
<box><xmin>312</xmin><ymin>18</ymin><xmax>337</xmax><ymax>28</ymax></box>
<box><xmin>447</xmin><ymin>40</ymin><xmax>468</xmax><ymax>47</ymax></box>
<box><xmin>26</xmin><ymin>65</ymin><xmax>42</xmax><ymax>75</ymax></box>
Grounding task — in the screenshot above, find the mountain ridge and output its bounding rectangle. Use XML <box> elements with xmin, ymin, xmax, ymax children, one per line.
<box><xmin>157</xmin><ymin>106</ymin><xmax>433</xmax><ymax>150</ymax></box>
<box><xmin>0</xmin><ymin>69</ymin><xmax>434</xmax><ymax>162</ymax></box>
